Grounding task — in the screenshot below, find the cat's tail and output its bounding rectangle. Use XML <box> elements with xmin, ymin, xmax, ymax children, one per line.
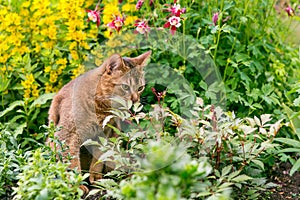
<box><xmin>48</xmin><ymin>94</ymin><xmax>63</xmax><ymax>125</ymax></box>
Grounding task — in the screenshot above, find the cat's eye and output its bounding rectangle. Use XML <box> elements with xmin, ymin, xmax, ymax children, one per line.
<box><xmin>121</xmin><ymin>84</ymin><xmax>130</xmax><ymax>91</ymax></box>
<box><xmin>138</xmin><ymin>86</ymin><xmax>144</xmax><ymax>92</ymax></box>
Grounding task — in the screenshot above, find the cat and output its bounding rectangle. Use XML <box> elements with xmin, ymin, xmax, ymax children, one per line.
<box><xmin>47</xmin><ymin>51</ymin><xmax>151</xmax><ymax>193</ymax></box>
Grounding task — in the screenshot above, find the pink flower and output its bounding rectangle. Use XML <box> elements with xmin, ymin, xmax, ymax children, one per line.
<box><xmin>149</xmin><ymin>0</ymin><xmax>154</xmax><ymax>6</ymax></box>
<box><xmin>86</xmin><ymin>10</ymin><xmax>101</xmax><ymax>27</ymax></box>
<box><xmin>134</xmin><ymin>20</ymin><xmax>150</xmax><ymax>35</ymax></box>
<box><xmin>136</xmin><ymin>0</ymin><xmax>144</xmax><ymax>10</ymax></box>
<box><xmin>212</xmin><ymin>12</ymin><xmax>219</xmax><ymax>25</ymax></box>
<box><xmin>107</xmin><ymin>15</ymin><xmax>125</xmax><ymax>33</ymax></box>
<box><xmin>171</xmin><ymin>3</ymin><xmax>186</xmax><ymax>16</ymax></box>
<box><xmin>164</xmin><ymin>16</ymin><xmax>181</xmax><ymax>35</ymax></box>
<box><xmin>285</xmin><ymin>6</ymin><xmax>294</xmax><ymax>16</ymax></box>
<box><xmin>162</xmin><ymin>2</ymin><xmax>185</xmax><ymax>35</ymax></box>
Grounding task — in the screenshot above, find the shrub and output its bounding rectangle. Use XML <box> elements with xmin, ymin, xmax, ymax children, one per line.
<box><xmin>13</xmin><ymin>148</ymin><xmax>84</xmax><ymax>200</ymax></box>
<box><xmin>85</xmin><ymin>98</ymin><xmax>281</xmax><ymax>199</ymax></box>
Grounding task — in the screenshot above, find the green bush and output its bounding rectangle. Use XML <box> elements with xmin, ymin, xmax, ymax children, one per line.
<box><xmin>85</xmin><ymin>98</ymin><xmax>281</xmax><ymax>199</ymax></box>
<box><xmin>13</xmin><ymin>148</ymin><xmax>84</xmax><ymax>200</ymax></box>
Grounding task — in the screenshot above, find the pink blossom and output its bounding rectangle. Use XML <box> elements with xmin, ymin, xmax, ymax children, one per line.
<box><xmin>86</xmin><ymin>10</ymin><xmax>101</xmax><ymax>27</ymax></box>
<box><xmin>285</xmin><ymin>6</ymin><xmax>294</xmax><ymax>16</ymax></box>
<box><xmin>149</xmin><ymin>0</ymin><xmax>154</xmax><ymax>6</ymax></box>
<box><xmin>107</xmin><ymin>15</ymin><xmax>125</xmax><ymax>33</ymax></box>
<box><xmin>164</xmin><ymin>16</ymin><xmax>181</xmax><ymax>35</ymax></box>
<box><xmin>136</xmin><ymin>0</ymin><xmax>144</xmax><ymax>10</ymax></box>
<box><xmin>134</xmin><ymin>20</ymin><xmax>150</xmax><ymax>35</ymax></box>
<box><xmin>212</xmin><ymin>12</ymin><xmax>219</xmax><ymax>25</ymax></box>
<box><xmin>167</xmin><ymin>3</ymin><xmax>186</xmax><ymax>17</ymax></box>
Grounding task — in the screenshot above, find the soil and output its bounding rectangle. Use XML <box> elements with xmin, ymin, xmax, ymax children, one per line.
<box><xmin>261</xmin><ymin>162</ymin><xmax>300</xmax><ymax>200</ymax></box>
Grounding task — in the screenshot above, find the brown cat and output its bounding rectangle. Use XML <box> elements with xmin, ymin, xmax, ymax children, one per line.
<box><xmin>47</xmin><ymin>51</ymin><xmax>151</xmax><ymax>192</ymax></box>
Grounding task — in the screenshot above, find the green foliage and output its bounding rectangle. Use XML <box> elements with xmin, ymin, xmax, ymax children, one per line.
<box><xmin>0</xmin><ymin>124</ymin><xmax>25</xmax><ymax>198</ymax></box>
<box><xmin>13</xmin><ymin>149</ymin><xmax>84</xmax><ymax>200</ymax></box>
<box><xmin>86</xmin><ymin>98</ymin><xmax>281</xmax><ymax>199</ymax></box>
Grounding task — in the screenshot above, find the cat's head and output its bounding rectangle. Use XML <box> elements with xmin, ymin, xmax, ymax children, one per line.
<box><xmin>101</xmin><ymin>51</ymin><xmax>151</xmax><ymax>103</ymax></box>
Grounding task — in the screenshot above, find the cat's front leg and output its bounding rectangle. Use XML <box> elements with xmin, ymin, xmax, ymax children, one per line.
<box><xmin>89</xmin><ymin>147</ymin><xmax>104</xmax><ymax>184</ymax></box>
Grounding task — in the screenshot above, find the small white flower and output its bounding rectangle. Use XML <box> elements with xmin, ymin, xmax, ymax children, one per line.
<box><xmin>168</xmin><ymin>16</ymin><xmax>181</xmax><ymax>27</ymax></box>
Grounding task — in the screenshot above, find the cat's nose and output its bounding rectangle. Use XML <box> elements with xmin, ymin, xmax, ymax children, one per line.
<box><xmin>131</xmin><ymin>93</ymin><xmax>139</xmax><ymax>103</ymax></box>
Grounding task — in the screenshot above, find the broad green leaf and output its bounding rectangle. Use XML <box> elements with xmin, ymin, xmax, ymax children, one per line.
<box><xmin>251</xmin><ymin>159</ymin><xmax>264</xmax><ymax>170</ymax></box>
<box><xmin>0</xmin><ymin>100</ymin><xmax>24</xmax><ymax>118</ymax></box>
<box><xmin>232</xmin><ymin>174</ymin><xmax>252</xmax><ymax>182</ymax></box>
<box><xmin>30</xmin><ymin>93</ymin><xmax>55</xmax><ymax>109</ymax></box>
<box><xmin>227</xmin><ymin>170</ymin><xmax>241</xmax><ymax>180</ymax></box>
<box><xmin>274</xmin><ymin>138</ymin><xmax>300</xmax><ymax>148</ymax></box>
<box><xmin>218</xmin><ymin>182</ymin><xmax>234</xmax><ymax>189</ymax></box>
<box><xmin>221</xmin><ymin>165</ymin><xmax>232</xmax><ymax>177</ymax></box>
<box><xmin>290</xmin><ymin>158</ymin><xmax>300</xmax><ymax>176</ymax></box>
<box><xmin>277</xmin><ymin>148</ymin><xmax>300</xmax><ymax>153</ymax></box>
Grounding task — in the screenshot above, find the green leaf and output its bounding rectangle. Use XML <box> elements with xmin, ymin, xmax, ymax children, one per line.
<box><xmin>0</xmin><ymin>100</ymin><xmax>24</xmax><ymax>118</ymax></box>
<box><xmin>277</xmin><ymin>148</ymin><xmax>300</xmax><ymax>153</ymax></box>
<box><xmin>261</xmin><ymin>84</ymin><xmax>274</xmax><ymax>96</ymax></box>
<box><xmin>227</xmin><ymin>170</ymin><xmax>241</xmax><ymax>180</ymax></box>
<box><xmin>30</xmin><ymin>93</ymin><xmax>55</xmax><ymax>109</ymax></box>
<box><xmin>221</xmin><ymin>165</ymin><xmax>232</xmax><ymax>177</ymax></box>
<box><xmin>274</xmin><ymin>138</ymin><xmax>300</xmax><ymax>148</ymax></box>
<box><xmin>251</xmin><ymin>159</ymin><xmax>264</xmax><ymax>170</ymax></box>
<box><xmin>290</xmin><ymin>158</ymin><xmax>300</xmax><ymax>176</ymax></box>
<box><xmin>232</xmin><ymin>174</ymin><xmax>252</xmax><ymax>182</ymax></box>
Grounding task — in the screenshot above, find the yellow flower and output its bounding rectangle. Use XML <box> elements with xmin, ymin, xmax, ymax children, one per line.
<box><xmin>72</xmin><ymin>64</ymin><xmax>85</xmax><ymax>79</ymax></box>
<box><xmin>57</xmin><ymin>65</ymin><xmax>66</xmax><ymax>75</ymax></box>
<box><xmin>22</xmin><ymin>1</ymin><xmax>31</xmax><ymax>8</ymax></box>
<box><xmin>103</xmin><ymin>3</ymin><xmax>120</xmax><ymax>24</ymax></box>
<box><xmin>47</xmin><ymin>26</ymin><xmax>57</xmax><ymax>40</ymax></box>
<box><xmin>45</xmin><ymin>82</ymin><xmax>53</xmax><ymax>93</ymax></box>
<box><xmin>0</xmin><ymin>54</ymin><xmax>9</xmax><ymax>63</ymax></box>
<box><xmin>104</xmin><ymin>30</ymin><xmax>113</xmax><ymax>38</ymax></box>
<box><xmin>106</xmin><ymin>38</ymin><xmax>122</xmax><ymax>48</ymax></box>
<box><xmin>34</xmin><ymin>44</ymin><xmax>41</xmax><ymax>53</ymax></box>
<box><xmin>49</xmin><ymin>71</ymin><xmax>58</xmax><ymax>83</ymax></box>
<box><xmin>24</xmin><ymin>89</ymin><xmax>31</xmax><ymax>99</ymax></box>
<box><xmin>125</xmin><ymin>16</ymin><xmax>138</xmax><ymax>26</ymax></box>
<box><xmin>122</xmin><ymin>3</ymin><xmax>135</xmax><ymax>12</ymax></box>
<box><xmin>32</xmin><ymin>88</ymin><xmax>39</xmax><ymax>97</ymax></box>
<box><xmin>56</xmin><ymin>58</ymin><xmax>68</xmax><ymax>65</ymax></box>
<box><xmin>80</xmin><ymin>41</ymin><xmax>90</xmax><ymax>50</ymax></box>
<box><xmin>44</xmin><ymin>66</ymin><xmax>52</xmax><ymax>73</ymax></box>
<box><xmin>71</xmin><ymin>50</ymin><xmax>79</xmax><ymax>60</ymax></box>
<box><xmin>69</xmin><ymin>42</ymin><xmax>78</xmax><ymax>50</ymax></box>
<box><xmin>26</xmin><ymin>74</ymin><xmax>35</xmax><ymax>85</ymax></box>
<box><xmin>42</xmin><ymin>41</ymin><xmax>55</xmax><ymax>49</ymax></box>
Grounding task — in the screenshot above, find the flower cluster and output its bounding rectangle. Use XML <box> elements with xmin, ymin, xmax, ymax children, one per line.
<box><xmin>163</xmin><ymin>2</ymin><xmax>186</xmax><ymax>35</ymax></box>
<box><xmin>134</xmin><ymin>20</ymin><xmax>150</xmax><ymax>36</ymax></box>
<box><xmin>21</xmin><ymin>74</ymin><xmax>39</xmax><ymax>99</ymax></box>
<box><xmin>107</xmin><ymin>15</ymin><xmax>126</xmax><ymax>33</ymax></box>
<box><xmin>0</xmin><ymin>0</ymin><xmax>96</xmax><ymax>99</ymax></box>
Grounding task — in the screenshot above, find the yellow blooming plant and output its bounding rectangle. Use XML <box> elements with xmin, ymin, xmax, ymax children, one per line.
<box><xmin>0</xmin><ymin>0</ymin><xmax>143</xmax><ymax>135</ymax></box>
<box><xmin>0</xmin><ymin>0</ymin><xmax>97</xmax><ymax>102</ymax></box>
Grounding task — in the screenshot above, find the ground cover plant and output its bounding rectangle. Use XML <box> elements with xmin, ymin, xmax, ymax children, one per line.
<box><xmin>0</xmin><ymin>0</ymin><xmax>300</xmax><ymax>199</ymax></box>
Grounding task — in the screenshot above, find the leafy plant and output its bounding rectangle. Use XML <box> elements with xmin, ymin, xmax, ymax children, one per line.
<box><xmin>83</xmin><ymin>97</ymin><xmax>282</xmax><ymax>199</ymax></box>
<box><xmin>12</xmin><ymin>148</ymin><xmax>85</xmax><ymax>200</ymax></box>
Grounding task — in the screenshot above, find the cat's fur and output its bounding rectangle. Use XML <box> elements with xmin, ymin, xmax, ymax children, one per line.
<box><xmin>47</xmin><ymin>51</ymin><xmax>151</xmax><ymax>189</ymax></box>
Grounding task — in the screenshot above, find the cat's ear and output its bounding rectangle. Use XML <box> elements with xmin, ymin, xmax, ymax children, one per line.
<box><xmin>106</xmin><ymin>54</ymin><xmax>125</xmax><ymax>74</ymax></box>
<box><xmin>131</xmin><ymin>50</ymin><xmax>152</xmax><ymax>67</ymax></box>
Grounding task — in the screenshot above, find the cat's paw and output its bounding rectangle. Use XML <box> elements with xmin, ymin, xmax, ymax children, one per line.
<box><xmin>89</xmin><ymin>172</ymin><xmax>103</xmax><ymax>184</ymax></box>
<box><xmin>79</xmin><ymin>184</ymin><xmax>89</xmax><ymax>198</ymax></box>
